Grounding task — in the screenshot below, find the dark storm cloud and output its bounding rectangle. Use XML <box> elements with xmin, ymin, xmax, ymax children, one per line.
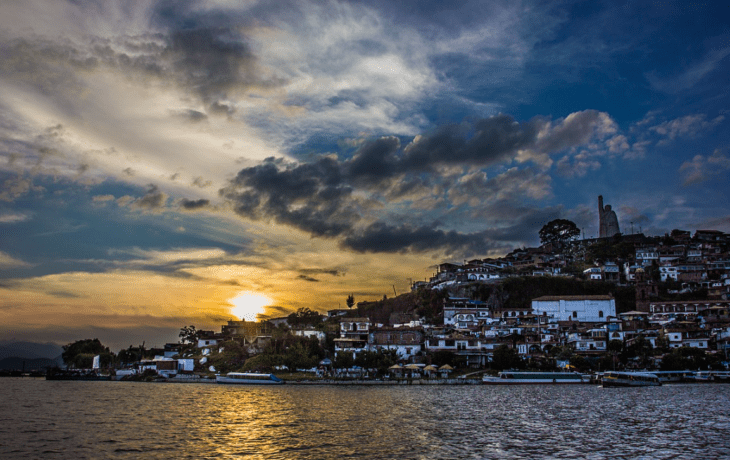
<box><xmin>401</xmin><ymin>115</ymin><xmax>539</xmax><ymax>170</ymax></box>
<box><xmin>342</xmin><ymin>222</ymin><xmax>497</xmax><ymax>256</ymax></box>
<box><xmin>220</xmin><ymin>112</ymin><xmax>598</xmax><ymax>254</ymax></box>
<box><xmin>221</xmin><ymin>156</ymin><xmax>358</xmax><ymax>238</ymax></box>
<box><xmin>340</xmin><ymin>205</ymin><xmax>562</xmax><ymax>256</ymax></box>
<box><xmin>344</xmin><ymin>136</ymin><xmax>401</xmax><ymax>184</ymax></box>
<box><xmin>179</xmin><ymin>198</ymin><xmax>209</xmax><ymax>210</ymax></box>
<box><xmin>342</xmin><ymin>115</ymin><xmax>539</xmax><ymax>187</ymax></box>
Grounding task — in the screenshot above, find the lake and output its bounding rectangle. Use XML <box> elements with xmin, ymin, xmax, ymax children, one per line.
<box><xmin>1</xmin><ymin>379</ymin><xmax>729</xmax><ymax>459</ymax></box>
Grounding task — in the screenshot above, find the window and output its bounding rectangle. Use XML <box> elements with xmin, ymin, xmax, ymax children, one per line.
<box><xmin>572</xmin><ymin>311</ymin><xmax>578</xmax><ymax>318</ymax></box>
<box><xmin>599</xmin><ymin>310</ymin><xmax>604</xmax><ymax>318</ymax></box>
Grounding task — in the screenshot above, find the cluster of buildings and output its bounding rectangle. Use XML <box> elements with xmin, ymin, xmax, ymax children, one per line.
<box><xmin>329</xmin><ymin>288</ymin><xmax>730</xmax><ymax>368</ymax></box>
<box><xmin>328</xmin><ymin>220</ymin><xmax>730</xmax><ymax>369</ymax></box>
<box><xmin>420</xmin><ymin>229</ymin><xmax>730</xmax><ymax>298</ymax></box>
<box><xmin>145</xmin><ymin>205</ymin><xmax>730</xmax><ymax>373</ymax></box>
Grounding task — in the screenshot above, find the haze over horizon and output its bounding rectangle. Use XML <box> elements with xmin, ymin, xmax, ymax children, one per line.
<box><xmin>1</xmin><ymin>0</ymin><xmax>729</xmax><ymax>351</ymax></box>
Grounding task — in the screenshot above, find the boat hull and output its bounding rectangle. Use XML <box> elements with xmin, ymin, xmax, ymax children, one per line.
<box><xmin>601</xmin><ymin>372</ymin><xmax>661</xmax><ymax>387</ymax></box>
<box><xmin>46</xmin><ymin>371</ymin><xmax>112</xmax><ymax>381</ymax></box>
<box><xmin>483</xmin><ymin>372</ymin><xmax>586</xmax><ymax>384</ymax></box>
<box><xmin>216</xmin><ymin>373</ymin><xmax>284</xmax><ymax>384</ymax></box>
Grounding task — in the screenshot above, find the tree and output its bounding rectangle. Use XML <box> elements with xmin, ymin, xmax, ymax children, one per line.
<box><xmin>491</xmin><ymin>344</ymin><xmax>524</xmax><ymax>370</ymax></box>
<box><xmin>539</xmin><ymin>219</ymin><xmax>580</xmax><ymax>249</ymax></box>
<box><xmin>354</xmin><ymin>349</ymin><xmax>398</xmax><ymax>374</ymax></box>
<box><xmin>62</xmin><ymin>338</ymin><xmax>114</xmax><ymax>369</ymax></box>
<box><xmin>179</xmin><ymin>325</ymin><xmax>199</xmax><ymax>344</ymax></box>
<box><xmin>346</xmin><ymin>294</ymin><xmax>355</xmax><ymax>309</ymax></box>
<box><xmin>430</xmin><ymin>350</ymin><xmax>456</xmax><ymax>367</ymax></box>
<box><xmin>287</xmin><ymin>307</ymin><xmax>323</xmax><ymax>327</ymax></box>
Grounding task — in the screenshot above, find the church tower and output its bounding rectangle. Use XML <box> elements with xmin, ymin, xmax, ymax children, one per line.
<box><xmin>635</xmin><ymin>268</ymin><xmax>657</xmax><ymax>312</ymax></box>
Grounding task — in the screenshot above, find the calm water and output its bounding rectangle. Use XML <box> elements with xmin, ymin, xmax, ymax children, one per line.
<box><xmin>1</xmin><ymin>379</ymin><xmax>729</xmax><ymax>459</ymax></box>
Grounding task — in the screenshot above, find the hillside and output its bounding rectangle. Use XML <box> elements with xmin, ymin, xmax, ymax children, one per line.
<box><xmin>354</xmin><ymin>277</ymin><xmax>637</xmax><ymax>322</ymax></box>
<box><xmin>0</xmin><ymin>356</ymin><xmax>63</xmax><ymax>371</ymax></box>
<box><xmin>0</xmin><ymin>341</ymin><xmax>64</xmax><ymax>360</ymax></box>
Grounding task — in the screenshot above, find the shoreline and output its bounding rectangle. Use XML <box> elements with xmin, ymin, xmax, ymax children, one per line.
<box><xmin>161</xmin><ymin>376</ymin><xmax>484</xmax><ymax>385</ymax></box>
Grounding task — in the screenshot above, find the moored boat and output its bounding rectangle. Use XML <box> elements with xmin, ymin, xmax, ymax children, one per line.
<box><xmin>216</xmin><ymin>372</ymin><xmax>284</xmax><ymax>384</ymax></box>
<box><xmin>650</xmin><ymin>370</ymin><xmax>695</xmax><ymax>383</ymax></box>
<box><xmin>483</xmin><ymin>371</ymin><xmax>587</xmax><ymax>384</ymax></box>
<box><xmin>45</xmin><ymin>368</ymin><xmax>112</xmax><ymax>381</ymax></box>
<box><xmin>685</xmin><ymin>371</ymin><xmax>730</xmax><ymax>383</ymax></box>
<box><xmin>601</xmin><ymin>371</ymin><xmax>661</xmax><ymax>387</ymax></box>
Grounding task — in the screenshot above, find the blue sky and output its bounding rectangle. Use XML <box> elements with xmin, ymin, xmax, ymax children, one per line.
<box><xmin>0</xmin><ymin>0</ymin><xmax>728</xmax><ymax>350</ymax></box>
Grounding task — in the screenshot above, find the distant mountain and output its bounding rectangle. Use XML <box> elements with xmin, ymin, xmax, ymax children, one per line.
<box><xmin>0</xmin><ymin>356</ymin><xmax>63</xmax><ymax>371</ymax></box>
<box><xmin>0</xmin><ymin>341</ymin><xmax>64</xmax><ymax>360</ymax></box>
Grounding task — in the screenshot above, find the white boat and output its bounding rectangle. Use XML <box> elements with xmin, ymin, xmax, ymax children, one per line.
<box><xmin>688</xmin><ymin>371</ymin><xmax>714</xmax><ymax>382</ymax></box>
<box><xmin>216</xmin><ymin>372</ymin><xmax>284</xmax><ymax>384</ymax></box>
<box><xmin>650</xmin><ymin>370</ymin><xmax>695</xmax><ymax>383</ymax></box>
<box><xmin>483</xmin><ymin>371</ymin><xmax>587</xmax><ymax>384</ymax></box>
<box><xmin>711</xmin><ymin>371</ymin><xmax>730</xmax><ymax>382</ymax></box>
<box><xmin>601</xmin><ymin>371</ymin><xmax>661</xmax><ymax>387</ymax></box>
<box><xmin>686</xmin><ymin>371</ymin><xmax>730</xmax><ymax>383</ymax></box>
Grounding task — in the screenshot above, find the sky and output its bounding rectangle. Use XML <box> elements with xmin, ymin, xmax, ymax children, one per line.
<box><xmin>1</xmin><ymin>0</ymin><xmax>729</xmax><ymax>351</ymax></box>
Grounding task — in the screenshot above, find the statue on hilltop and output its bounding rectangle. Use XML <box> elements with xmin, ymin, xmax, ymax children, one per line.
<box><xmin>598</xmin><ymin>195</ymin><xmax>620</xmax><ymax>238</ymax></box>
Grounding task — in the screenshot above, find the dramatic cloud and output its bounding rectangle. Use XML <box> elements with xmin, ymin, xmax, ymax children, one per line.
<box><xmin>402</xmin><ymin>115</ymin><xmax>540</xmax><ymax>171</ymax></box>
<box><xmin>342</xmin><ymin>222</ymin><xmax>495</xmax><ymax>256</ymax></box>
<box><xmin>221</xmin><ymin>156</ymin><xmax>359</xmax><ymax>238</ymax></box>
<box><xmin>1</xmin><ymin>0</ymin><xmax>729</xmax><ymax>347</ymax></box>
<box><xmin>221</xmin><ymin>111</ymin><xmax>621</xmax><ymax>253</ymax></box>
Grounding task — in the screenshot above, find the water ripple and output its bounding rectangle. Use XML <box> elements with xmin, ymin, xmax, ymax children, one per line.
<box><xmin>1</xmin><ymin>380</ymin><xmax>729</xmax><ymax>459</ymax></box>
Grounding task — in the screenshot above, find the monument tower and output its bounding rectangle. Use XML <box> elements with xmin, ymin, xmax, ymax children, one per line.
<box><xmin>598</xmin><ymin>195</ymin><xmax>620</xmax><ymax>238</ymax></box>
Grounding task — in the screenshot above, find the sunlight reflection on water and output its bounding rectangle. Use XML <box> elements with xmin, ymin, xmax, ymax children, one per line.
<box><xmin>1</xmin><ymin>379</ymin><xmax>729</xmax><ymax>459</ymax></box>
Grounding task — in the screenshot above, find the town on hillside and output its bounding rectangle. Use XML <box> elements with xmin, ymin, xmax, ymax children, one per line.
<box><xmin>52</xmin><ymin>196</ymin><xmax>730</xmax><ymax>382</ymax></box>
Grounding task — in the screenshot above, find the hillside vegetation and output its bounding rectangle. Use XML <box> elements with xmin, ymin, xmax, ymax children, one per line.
<box><xmin>355</xmin><ymin>277</ymin><xmax>637</xmax><ymax>322</ymax></box>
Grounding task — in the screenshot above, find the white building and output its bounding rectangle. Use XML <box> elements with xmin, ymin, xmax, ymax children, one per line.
<box><xmin>583</xmin><ymin>267</ymin><xmax>603</xmax><ymax>280</ymax></box>
<box><xmin>197</xmin><ymin>338</ymin><xmax>219</xmax><ymax>348</ymax></box>
<box><xmin>531</xmin><ymin>295</ymin><xmax>616</xmax><ymax>322</ymax></box>
<box><xmin>292</xmin><ymin>329</ymin><xmax>326</xmax><ymax>344</ymax></box>
<box><xmin>443</xmin><ymin>298</ymin><xmax>490</xmax><ymax>324</ymax></box>
<box><xmin>660</xmin><ymin>266</ymin><xmax>679</xmax><ymax>282</ymax></box>
<box><xmin>636</xmin><ymin>248</ymin><xmax>659</xmax><ymax>266</ymax></box>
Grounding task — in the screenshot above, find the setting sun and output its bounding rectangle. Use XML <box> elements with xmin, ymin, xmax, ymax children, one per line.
<box><xmin>228</xmin><ymin>292</ymin><xmax>272</xmax><ymax>321</ymax></box>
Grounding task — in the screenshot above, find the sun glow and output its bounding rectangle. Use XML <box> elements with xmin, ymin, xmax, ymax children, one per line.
<box><xmin>229</xmin><ymin>292</ymin><xmax>272</xmax><ymax>321</ymax></box>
